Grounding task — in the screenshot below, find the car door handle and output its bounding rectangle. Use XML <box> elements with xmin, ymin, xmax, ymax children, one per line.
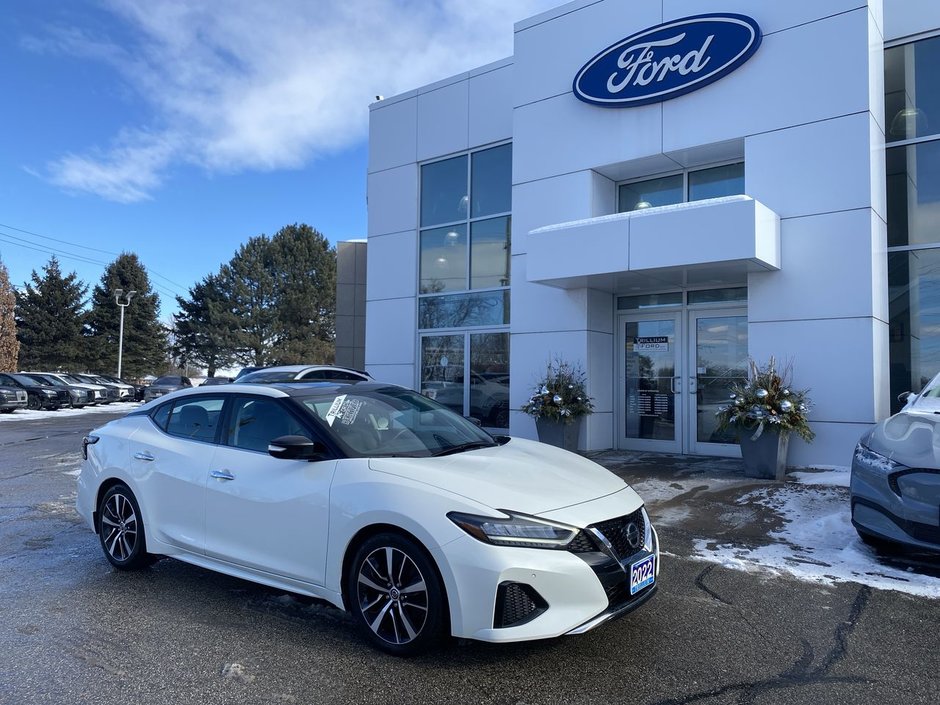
<box><xmin>210</xmin><ymin>470</ymin><xmax>235</xmax><ymax>481</ymax></box>
<box><xmin>134</xmin><ymin>451</ymin><xmax>155</xmax><ymax>461</ymax></box>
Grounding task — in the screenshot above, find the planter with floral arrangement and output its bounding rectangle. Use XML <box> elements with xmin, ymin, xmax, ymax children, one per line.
<box><xmin>716</xmin><ymin>357</ymin><xmax>815</xmax><ymax>480</ymax></box>
<box><xmin>521</xmin><ymin>359</ymin><xmax>595</xmax><ymax>452</ymax></box>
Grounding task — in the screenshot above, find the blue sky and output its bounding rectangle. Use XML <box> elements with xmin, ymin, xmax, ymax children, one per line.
<box><xmin>0</xmin><ymin>0</ymin><xmax>558</xmax><ymax>317</ymax></box>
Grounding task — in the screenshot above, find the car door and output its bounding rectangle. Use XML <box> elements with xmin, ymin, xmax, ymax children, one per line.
<box><xmin>131</xmin><ymin>395</ymin><xmax>225</xmax><ymax>555</ymax></box>
<box><xmin>204</xmin><ymin>394</ymin><xmax>337</xmax><ymax>586</ymax></box>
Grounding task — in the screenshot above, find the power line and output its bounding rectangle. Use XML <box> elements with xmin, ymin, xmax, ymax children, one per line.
<box><xmin>0</xmin><ymin>220</ymin><xmax>120</xmax><ymax>256</ymax></box>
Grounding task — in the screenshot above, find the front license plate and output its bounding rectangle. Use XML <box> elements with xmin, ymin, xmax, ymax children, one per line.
<box><xmin>629</xmin><ymin>554</ymin><xmax>655</xmax><ymax>595</ymax></box>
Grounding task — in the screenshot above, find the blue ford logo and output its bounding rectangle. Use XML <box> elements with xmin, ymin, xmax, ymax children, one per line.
<box><xmin>573</xmin><ymin>13</ymin><xmax>762</xmax><ymax>108</ymax></box>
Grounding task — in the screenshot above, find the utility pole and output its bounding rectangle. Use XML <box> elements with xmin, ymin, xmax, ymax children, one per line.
<box><xmin>115</xmin><ymin>289</ymin><xmax>137</xmax><ymax>378</ymax></box>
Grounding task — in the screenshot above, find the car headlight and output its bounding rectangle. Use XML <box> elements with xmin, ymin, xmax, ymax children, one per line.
<box><xmin>447</xmin><ymin>511</ymin><xmax>579</xmax><ymax>549</ymax></box>
<box><xmin>42</xmin><ymin>389</ymin><xmax>57</xmax><ymax>397</ymax></box>
<box><xmin>853</xmin><ymin>443</ymin><xmax>904</xmax><ymax>476</ymax></box>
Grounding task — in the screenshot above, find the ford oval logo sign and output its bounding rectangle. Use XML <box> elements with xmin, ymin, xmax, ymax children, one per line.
<box><xmin>573</xmin><ymin>14</ymin><xmax>762</xmax><ymax>108</ymax></box>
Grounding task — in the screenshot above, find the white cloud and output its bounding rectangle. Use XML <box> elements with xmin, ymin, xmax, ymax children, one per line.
<box><xmin>28</xmin><ymin>0</ymin><xmax>562</xmax><ymax>202</ymax></box>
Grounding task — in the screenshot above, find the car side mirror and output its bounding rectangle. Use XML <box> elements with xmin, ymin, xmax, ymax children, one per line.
<box><xmin>268</xmin><ymin>435</ymin><xmax>328</xmax><ymax>461</ymax></box>
<box><xmin>898</xmin><ymin>391</ymin><xmax>912</xmax><ymax>405</ymax></box>
<box><xmin>464</xmin><ymin>416</ymin><xmax>483</xmax><ymax>427</ymax></box>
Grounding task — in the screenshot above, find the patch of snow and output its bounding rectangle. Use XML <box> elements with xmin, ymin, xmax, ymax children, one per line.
<box><xmin>0</xmin><ymin>401</ymin><xmax>140</xmax><ymax>422</ymax></box>
<box><xmin>693</xmin><ymin>485</ymin><xmax>940</xmax><ymax>598</ymax></box>
<box><xmin>790</xmin><ymin>469</ymin><xmax>850</xmax><ymax>487</ymax></box>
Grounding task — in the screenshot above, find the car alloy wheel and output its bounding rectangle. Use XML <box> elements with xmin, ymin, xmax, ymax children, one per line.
<box><xmin>26</xmin><ymin>394</ymin><xmax>40</xmax><ymax>411</ymax></box>
<box><xmin>348</xmin><ymin>533</ymin><xmax>446</xmax><ymax>655</ymax></box>
<box><xmin>97</xmin><ymin>485</ymin><xmax>151</xmax><ymax>570</ymax></box>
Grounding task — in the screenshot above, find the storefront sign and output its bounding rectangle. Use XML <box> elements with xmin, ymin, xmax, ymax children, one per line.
<box><xmin>634</xmin><ymin>336</ymin><xmax>669</xmax><ymax>352</ymax></box>
<box><xmin>573</xmin><ymin>14</ymin><xmax>762</xmax><ymax>107</ymax></box>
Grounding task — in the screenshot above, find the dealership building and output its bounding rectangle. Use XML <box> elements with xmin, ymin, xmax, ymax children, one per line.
<box><xmin>363</xmin><ymin>0</ymin><xmax>940</xmax><ymax>467</ymax></box>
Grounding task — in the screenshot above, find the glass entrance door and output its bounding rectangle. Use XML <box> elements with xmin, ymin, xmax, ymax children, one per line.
<box><xmin>620</xmin><ymin>314</ymin><xmax>682</xmax><ymax>453</ymax></box>
<box><xmin>687</xmin><ymin>310</ymin><xmax>748</xmax><ymax>456</ymax></box>
<box><xmin>618</xmin><ymin>307</ymin><xmax>747</xmax><ymax>456</ymax></box>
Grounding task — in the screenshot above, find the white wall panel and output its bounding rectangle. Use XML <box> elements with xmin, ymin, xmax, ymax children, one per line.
<box><xmin>663</xmin><ymin>9</ymin><xmax>871</xmax><ymax>152</ymax></box>
<box><xmin>365</xmin><ymin>231</ymin><xmax>417</xmax><ymax>301</ymax></box>
<box><xmin>364</xmin><ymin>299</ymin><xmax>416</xmax><ymax>366</ymax></box>
<box><xmin>665</xmin><ymin>0</ymin><xmax>868</xmax><ymax>36</ymax></box>
<box><xmin>787</xmin><ymin>422</ymin><xmax>872</xmax><ymax>468</ymax></box>
<box><xmin>511</xmin><ymin>171</ymin><xmax>595</xmax><ymax>255</ymax></box>
<box><xmin>469</xmin><ymin>63</ymin><xmax>514</xmax><ymax>147</ymax></box>
<box><xmin>511</xmin><ymin>256</ymin><xmax>592</xmax><ymax>334</ymax></box>
<box><xmin>416</xmin><ymin>80</ymin><xmax>469</xmax><ymax>162</ymax></box>
<box><xmin>367</xmin><ymin>165</ymin><xmax>417</xmax><ymax>237</ymax></box>
<box><xmin>514</xmin><ymin>95</ymin><xmax>663</xmax><ymax>185</ymax></box>
<box><xmin>364</xmin><ymin>364</ymin><xmax>416</xmax><ymax>390</ymax></box>
<box><xmin>746</xmin><ymin>113</ymin><xmax>880</xmax><ymax>220</ymax></box>
<box><xmin>884</xmin><ymin>0</ymin><xmax>940</xmax><ymax>41</ymax></box>
<box><xmin>747</xmin><ymin>210</ymin><xmax>882</xmax><ymax>322</ymax></box>
<box><xmin>368</xmin><ymin>97</ymin><xmax>417</xmax><ymax>174</ymax></box>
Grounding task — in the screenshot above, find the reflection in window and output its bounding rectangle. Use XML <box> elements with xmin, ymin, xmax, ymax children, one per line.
<box><xmin>471</xmin><ymin>144</ymin><xmax>512</xmax><ymax>218</ymax></box>
<box><xmin>695</xmin><ymin>316</ymin><xmax>748</xmax><ymax>444</ymax></box>
<box><xmin>420</xmin><ymin>225</ymin><xmax>467</xmax><ymax>293</ymax></box>
<box><xmin>421</xmin><ymin>155</ymin><xmax>468</xmax><ymax>227</ymax></box>
<box><xmin>887</xmin><ymin>142</ymin><xmax>940</xmax><ymax>247</ymax></box>
<box><xmin>619</xmin><ymin>174</ymin><xmax>683</xmax><ymax>213</ymax></box>
<box><xmin>689</xmin><ymin>163</ymin><xmax>744</xmax><ymax>202</ymax></box>
<box><xmin>885</xmin><ymin>36</ymin><xmax>940</xmax><ymax>143</ymax></box>
<box><xmin>470</xmin><ymin>216</ymin><xmax>511</xmax><ymax>289</ymax></box>
<box><xmin>419</xmin><ymin>291</ymin><xmax>510</xmax><ymax>330</ymax></box>
<box><xmin>420</xmin><ymin>335</ymin><xmax>465</xmax><ymax>416</ymax></box>
<box><xmin>888</xmin><ymin>249</ymin><xmax>940</xmax><ymax>413</ymax></box>
<box><xmin>469</xmin><ymin>333</ymin><xmax>509</xmax><ymax>428</ymax></box>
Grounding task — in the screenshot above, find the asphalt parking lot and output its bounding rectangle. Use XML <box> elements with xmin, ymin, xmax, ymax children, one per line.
<box><xmin>1</xmin><ymin>408</ymin><xmax>939</xmax><ymax>705</ymax></box>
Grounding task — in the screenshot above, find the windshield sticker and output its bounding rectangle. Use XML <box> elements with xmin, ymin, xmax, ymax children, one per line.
<box><xmin>324</xmin><ymin>395</ymin><xmax>362</xmax><ymax>427</ymax></box>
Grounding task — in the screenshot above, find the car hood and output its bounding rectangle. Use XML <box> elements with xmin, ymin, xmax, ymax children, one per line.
<box><xmin>368</xmin><ymin>437</ymin><xmax>628</xmax><ymax>516</ymax></box>
<box><xmin>867</xmin><ymin>409</ymin><xmax>940</xmax><ymax>469</ymax></box>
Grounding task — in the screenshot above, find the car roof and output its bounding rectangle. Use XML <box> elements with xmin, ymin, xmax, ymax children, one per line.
<box><xmin>247</xmin><ymin>364</ymin><xmax>370</xmax><ymax>375</ymax></box>
<box><xmin>136</xmin><ymin>381</ymin><xmax>403</xmax><ymax>408</ymax></box>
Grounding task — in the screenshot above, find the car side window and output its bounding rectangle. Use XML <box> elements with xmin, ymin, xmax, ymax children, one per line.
<box><xmin>0</xmin><ymin>374</ymin><xmax>16</xmax><ymax>385</ymax></box>
<box><xmin>226</xmin><ymin>397</ymin><xmax>308</xmax><ymax>453</ymax></box>
<box><xmin>151</xmin><ymin>403</ymin><xmax>172</xmax><ymax>431</ymax></box>
<box><xmin>165</xmin><ymin>397</ymin><xmax>224</xmax><ymax>443</ymax></box>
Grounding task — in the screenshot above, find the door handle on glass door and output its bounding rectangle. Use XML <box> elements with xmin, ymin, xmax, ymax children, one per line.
<box><xmin>210</xmin><ymin>470</ymin><xmax>235</xmax><ymax>481</ymax></box>
<box><xmin>670</xmin><ymin>377</ymin><xmax>681</xmax><ymax>394</ymax></box>
<box><xmin>688</xmin><ymin>377</ymin><xmax>698</xmax><ymax>394</ymax></box>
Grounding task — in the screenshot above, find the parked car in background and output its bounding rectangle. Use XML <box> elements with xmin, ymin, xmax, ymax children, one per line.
<box><xmin>95</xmin><ymin>375</ymin><xmax>136</xmax><ymax>400</ymax></box>
<box><xmin>235</xmin><ymin>365</ymin><xmax>372</xmax><ymax>385</ymax></box>
<box><xmin>36</xmin><ymin>373</ymin><xmax>107</xmax><ymax>405</ymax></box>
<box><xmin>72</xmin><ymin>374</ymin><xmax>121</xmax><ymax>403</ymax></box>
<box><xmin>21</xmin><ymin>373</ymin><xmax>94</xmax><ymax>408</ymax></box>
<box><xmin>233</xmin><ymin>366</ymin><xmax>263</xmax><ymax>381</ymax></box>
<box><xmin>0</xmin><ymin>373</ymin><xmax>65</xmax><ymax>410</ymax></box>
<box><xmin>143</xmin><ymin>375</ymin><xmax>193</xmax><ymax>402</ymax></box>
<box><xmin>78</xmin><ymin>382</ymin><xmax>659</xmax><ymax>655</ymax></box>
<box><xmin>0</xmin><ymin>380</ymin><xmax>28</xmax><ymax>413</ymax></box>
<box><xmin>852</xmin><ymin>371</ymin><xmax>940</xmax><ymax>553</ymax></box>
<box><xmin>201</xmin><ymin>377</ymin><xmax>232</xmax><ymax>386</ymax></box>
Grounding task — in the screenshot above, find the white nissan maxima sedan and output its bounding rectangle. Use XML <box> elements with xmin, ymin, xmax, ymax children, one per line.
<box><xmin>77</xmin><ymin>382</ymin><xmax>659</xmax><ymax>655</ymax></box>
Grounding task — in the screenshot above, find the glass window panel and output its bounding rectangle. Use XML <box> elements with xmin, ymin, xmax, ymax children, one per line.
<box><xmin>885</xmin><ymin>37</ymin><xmax>940</xmax><ymax>143</ymax></box>
<box><xmin>227</xmin><ymin>397</ymin><xmax>306</xmax><ymax>452</ymax></box>
<box><xmin>624</xmin><ymin>320</ymin><xmax>676</xmax><ymax>440</ymax></box>
<box><xmin>420</xmin><ymin>224</ymin><xmax>467</xmax><ymax>293</ymax></box>
<box><xmin>166</xmin><ymin>397</ymin><xmax>224</xmax><ymax>443</ymax></box>
<box><xmin>421</xmin><ymin>155</ymin><xmax>468</xmax><ymax>227</ymax></box>
<box><xmin>469</xmin><ymin>333</ymin><xmax>510</xmax><ymax>428</ymax></box>
<box><xmin>470</xmin><ymin>216</ymin><xmax>511</xmax><ymax>289</ymax></box>
<box><xmin>887</xmin><ymin>142</ymin><xmax>940</xmax><ymax>247</ymax></box>
<box><xmin>420</xmin><ymin>335</ymin><xmax>465</xmax><ymax>415</ymax></box>
<box><xmin>471</xmin><ymin>144</ymin><xmax>512</xmax><ymax>218</ymax></box>
<box><xmin>618</xmin><ymin>174</ymin><xmax>683</xmax><ymax>213</ymax></box>
<box><xmin>617</xmin><ymin>292</ymin><xmax>682</xmax><ymax>310</ymax></box>
<box><xmin>688</xmin><ymin>163</ymin><xmax>745</xmax><ymax>202</ymax></box>
<box><xmin>888</xmin><ymin>249</ymin><xmax>940</xmax><ymax>413</ymax></box>
<box><xmin>419</xmin><ymin>291</ymin><xmax>510</xmax><ymax>330</ymax></box>
<box><xmin>688</xmin><ymin>287</ymin><xmax>748</xmax><ymax>305</ymax></box>
<box><xmin>695</xmin><ymin>315</ymin><xmax>748</xmax><ymax>444</ymax></box>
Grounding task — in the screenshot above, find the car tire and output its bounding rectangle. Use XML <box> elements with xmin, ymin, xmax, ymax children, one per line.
<box><xmin>346</xmin><ymin>532</ymin><xmax>447</xmax><ymax>656</ymax></box>
<box><xmin>97</xmin><ymin>484</ymin><xmax>153</xmax><ymax>570</ymax></box>
<box><xmin>26</xmin><ymin>395</ymin><xmax>40</xmax><ymax>411</ymax></box>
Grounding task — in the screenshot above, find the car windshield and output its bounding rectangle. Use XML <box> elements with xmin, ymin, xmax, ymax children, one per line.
<box><xmin>11</xmin><ymin>374</ymin><xmax>41</xmax><ymax>387</ymax></box>
<box><xmin>239</xmin><ymin>370</ymin><xmax>297</xmax><ymax>384</ymax></box>
<box><xmin>154</xmin><ymin>376</ymin><xmax>184</xmax><ymax>385</ymax></box>
<box><xmin>62</xmin><ymin>375</ymin><xmax>85</xmax><ymax>385</ymax></box>
<box><xmin>297</xmin><ymin>386</ymin><xmax>497</xmax><ymax>458</ymax></box>
<box><xmin>31</xmin><ymin>375</ymin><xmax>63</xmax><ymax>387</ymax></box>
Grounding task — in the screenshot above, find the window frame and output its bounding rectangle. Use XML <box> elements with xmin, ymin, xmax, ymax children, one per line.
<box><xmin>221</xmin><ymin>394</ymin><xmax>321</xmax><ymax>455</ymax></box>
<box><xmin>158</xmin><ymin>394</ymin><xmax>228</xmax><ymax>446</ymax></box>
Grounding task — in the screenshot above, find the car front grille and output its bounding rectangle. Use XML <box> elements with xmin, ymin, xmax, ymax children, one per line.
<box><xmin>589</xmin><ymin>509</ymin><xmax>647</xmax><ymax>562</ymax></box>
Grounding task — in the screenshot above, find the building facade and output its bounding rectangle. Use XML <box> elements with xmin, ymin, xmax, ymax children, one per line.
<box><xmin>365</xmin><ymin>0</ymin><xmax>940</xmax><ymax>467</ymax></box>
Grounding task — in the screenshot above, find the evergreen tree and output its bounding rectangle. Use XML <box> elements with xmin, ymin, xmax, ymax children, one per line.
<box><xmin>0</xmin><ymin>257</ymin><xmax>19</xmax><ymax>371</ymax></box>
<box><xmin>172</xmin><ymin>272</ymin><xmax>237</xmax><ymax>376</ymax></box>
<box><xmin>84</xmin><ymin>253</ymin><xmax>168</xmax><ymax>377</ymax></box>
<box><xmin>15</xmin><ymin>256</ymin><xmax>88</xmax><ymax>370</ymax></box>
<box><xmin>221</xmin><ymin>235</ymin><xmax>280</xmax><ymax>366</ymax></box>
<box><xmin>270</xmin><ymin>223</ymin><xmax>336</xmax><ymax>364</ymax></box>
